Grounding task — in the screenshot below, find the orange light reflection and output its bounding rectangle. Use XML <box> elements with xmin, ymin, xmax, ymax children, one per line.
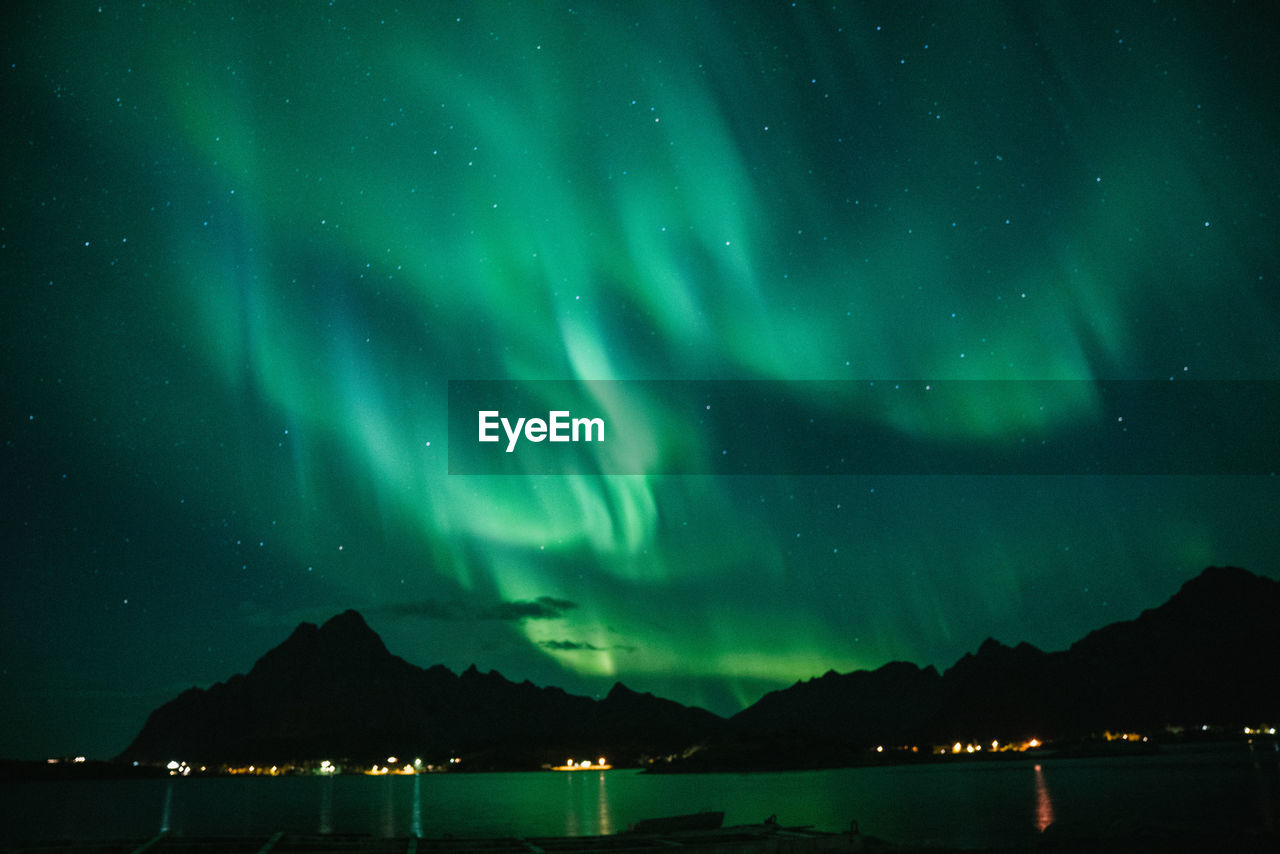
<box><xmin>1033</xmin><ymin>763</ymin><xmax>1054</xmax><ymax>833</ymax></box>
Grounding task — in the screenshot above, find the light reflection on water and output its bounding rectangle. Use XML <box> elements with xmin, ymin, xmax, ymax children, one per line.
<box><xmin>379</xmin><ymin>774</ymin><xmax>395</xmax><ymax>839</ymax></box>
<box><xmin>563</xmin><ymin>770</ymin><xmax>612</xmax><ymax>837</ymax></box>
<box><xmin>1033</xmin><ymin>763</ymin><xmax>1054</xmax><ymax>833</ymax></box>
<box><xmin>5</xmin><ymin>746</ymin><xmax>1277</xmax><ymax>849</ymax></box>
<box><xmin>159</xmin><ymin>780</ymin><xmax>173</xmax><ymax>834</ymax></box>
<box><xmin>598</xmin><ymin>771</ymin><xmax>613</xmax><ymax>834</ymax></box>
<box><xmin>411</xmin><ymin>773</ymin><xmax>423</xmax><ymax>838</ymax></box>
<box><xmin>318</xmin><ymin>776</ymin><xmax>333</xmax><ymax>835</ymax></box>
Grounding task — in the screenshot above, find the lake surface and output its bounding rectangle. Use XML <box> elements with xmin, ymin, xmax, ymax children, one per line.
<box><xmin>5</xmin><ymin>744</ymin><xmax>1278</xmax><ymax>849</ymax></box>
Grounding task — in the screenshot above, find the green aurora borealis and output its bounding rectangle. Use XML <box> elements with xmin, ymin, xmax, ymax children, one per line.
<box><xmin>3</xmin><ymin>1</ymin><xmax>1279</xmax><ymax>759</ymax></box>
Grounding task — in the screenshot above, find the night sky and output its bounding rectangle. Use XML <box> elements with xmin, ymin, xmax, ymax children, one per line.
<box><xmin>4</xmin><ymin>1</ymin><xmax>1278</xmax><ymax>761</ymax></box>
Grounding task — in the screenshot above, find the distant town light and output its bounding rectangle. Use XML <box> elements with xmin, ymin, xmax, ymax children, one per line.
<box><xmin>551</xmin><ymin>756</ymin><xmax>613</xmax><ymax>771</ymax></box>
<box><xmin>167</xmin><ymin>760</ymin><xmax>180</xmax><ymax>770</ymax></box>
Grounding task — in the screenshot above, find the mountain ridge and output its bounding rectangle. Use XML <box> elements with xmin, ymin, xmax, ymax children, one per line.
<box><xmin>689</xmin><ymin>565</ymin><xmax>1280</xmax><ymax>770</ymax></box>
<box><xmin>118</xmin><ymin>566</ymin><xmax>1280</xmax><ymax>770</ymax></box>
<box><xmin>117</xmin><ymin>610</ymin><xmax>723</xmax><ymax>768</ymax></box>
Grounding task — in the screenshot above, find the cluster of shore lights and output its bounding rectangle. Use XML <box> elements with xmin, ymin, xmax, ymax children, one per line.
<box><xmin>366</xmin><ymin>756</ymin><xmax>429</xmax><ymax>775</ymax></box>
<box><xmin>552</xmin><ymin>756</ymin><xmax>611</xmax><ymax>771</ymax></box>
<box><xmin>946</xmin><ymin>738</ymin><xmax>1041</xmax><ymax>755</ymax></box>
<box><xmin>165</xmin><ymin>760</ymin><xmax>209</xmax><ymax>776</ymax></box>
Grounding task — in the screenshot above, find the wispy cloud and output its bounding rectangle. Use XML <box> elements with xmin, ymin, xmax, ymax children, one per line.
<box><xmin>376</xmin><ymin>596</ymin><xmax>578</xmax><ymax>622</ymax></box>
<box><xmin>537</xmin><ymin>639</ymin><xmax>636</xmax><ymax>653</ymax></box>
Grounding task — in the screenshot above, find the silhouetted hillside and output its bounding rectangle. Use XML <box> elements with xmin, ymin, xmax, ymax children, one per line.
<box><xmin>717</xmin><ymin>566</ymin><xmax>1279</xmax><ymax>764</ymax></box>
<box><xmin>118</xmin><ymin>567</ymin><xmax>1280</xmax><ymax>771</ymax></box>
<box><xmin>117</xmin><ymin>610</ymin><xmax>722</xmax><ymax>768</ymax></box>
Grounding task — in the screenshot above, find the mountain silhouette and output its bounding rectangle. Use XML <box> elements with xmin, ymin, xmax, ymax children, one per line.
<box><xmin>117</xmin><ymin>610</ymin><xmax>720</xmax><ymax>768</ymax></box>
<box><xmin>118</xmin><ymin>567</ymin><xmax>1279</xmax><ymax>770</ymax></box>
<box><xmin>702</xmin><ymin>566</ymin><xmax>1280</xmax><ymax>769</ymax></box>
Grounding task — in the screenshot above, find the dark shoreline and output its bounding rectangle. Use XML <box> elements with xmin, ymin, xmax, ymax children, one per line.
<box><xmin>7</xmin><ymin>736</ymin><xmax>1272</xmax><ymax>781</ymax></box>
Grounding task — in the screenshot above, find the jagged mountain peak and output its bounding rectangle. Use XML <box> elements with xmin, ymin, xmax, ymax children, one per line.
<box><xmin>245</xmin><ymin>610</ymin><xmax>395</xmax><ymax>686</ymax></box>
<box><xmin>730</xmin><ymin>565</ymin><xmax>1279</xmax><ymax>753</ymax></box>
<box><xmin>116</xmin><ymin>566</ymin><xmax>1277</xmax><ymax>769</ymax></box>
<box><xmin>117</xmin><ymin>611</ymin><xmax>722</xmax><ymax>766</ymax></box>
<box><xmin>320</xmin><ymin>608</ymin><xmax>376</xmax><ymax>636</ymax></box>
<box><xmin>605</xmin><ymin>681</ymin><xmax>639</xmax><ymax>700</ymax></box>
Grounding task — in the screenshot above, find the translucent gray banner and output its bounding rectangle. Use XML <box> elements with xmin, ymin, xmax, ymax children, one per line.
<box><xmin>447</xmin><ymin>380</ymin><xmax>1278</xmax><ymax>475</ymax></box>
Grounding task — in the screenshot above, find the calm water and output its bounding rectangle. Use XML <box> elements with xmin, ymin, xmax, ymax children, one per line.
<box><xmin>5</xmin><ymin>744</ymin><xmax>1278</xmax><ymax>849</ymax></box>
